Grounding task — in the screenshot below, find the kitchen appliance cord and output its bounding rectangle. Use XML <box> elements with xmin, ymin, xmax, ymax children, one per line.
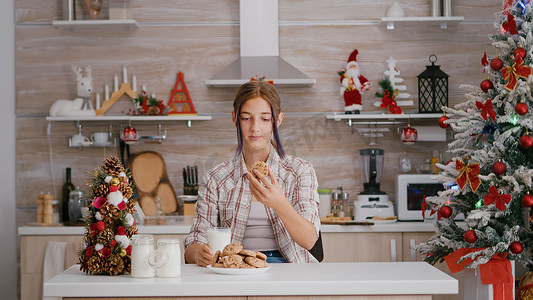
<box><xmin>47</xmin><ymin>122</ymin><xmax>57</xmax><ymax>198</ymax></box>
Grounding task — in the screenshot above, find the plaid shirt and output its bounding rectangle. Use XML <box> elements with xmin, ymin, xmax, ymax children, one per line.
<box><xmin>184</xmin><ymin>145</ymin><xmax>320</xmax><ymax>263</ymax></box>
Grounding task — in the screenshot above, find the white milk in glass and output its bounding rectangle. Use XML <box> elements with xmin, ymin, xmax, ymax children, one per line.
<box><xmin>131</xmin><ymin>235</ymin><xmax>155</xmax><ymax>278</ymax></box>
<box><xmin>207</xmin><ymin>227</ymin><xmax>231</xmax><ymax>253</ymax></box>
<box><xmin>150</xmin><ymin>239</ymin><xmax>181</xmax><ymax>278</ymax></box>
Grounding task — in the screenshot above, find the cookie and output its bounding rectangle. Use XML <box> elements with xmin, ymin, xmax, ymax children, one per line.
<box><xmin>255</xmin><ymin>251</ymin><xmax>267</xmax><ymax>261</ymax></box>
<box><xmin>222</xmin><ymin>243</ymin><xmax>243</xmax><ymax>257</ymax></box>
<box><xmin>241</xmin><ymin>261</ymin><xmax>256</xmax><ymax>268</ymax></box>
<box><xmin>244</xmin><ymin>256</ymin><xmax>269</xmax><ymax>268</ymax></box>
<box><xmin>223</xmin><ymin>254</ymin><xmax>243</xmax><ymax>268</ymax></box>
<box><xmin>238</xmin><ymin>249</ymin><xmax>256</xmax><ymax>257</ymax></box>
<box><xmin>211</xmin><ymin>250</ymin><xmax>221</xmax><ymax>266</ymax></box>
<box><xmin>252</xmin><ymin>161</ymin><xmax>268</xmax><ymax>179</ymax></box>
<box><xmin>212</xmin><ymin>262</ymin><xmax>225</xmax><ymax>268</ymax></box>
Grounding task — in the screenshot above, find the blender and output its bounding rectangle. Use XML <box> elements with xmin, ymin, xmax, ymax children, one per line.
<box><xmin>353</xmin><ymin>149</ymin><xmax>395</xmax><ymax>221</ymax></box>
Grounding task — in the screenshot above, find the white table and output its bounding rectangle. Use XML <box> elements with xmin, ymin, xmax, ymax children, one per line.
<box><xmin>44</xmin><ymin>262</ymin><xmax>457</xmax><ymax>299</ymax></box>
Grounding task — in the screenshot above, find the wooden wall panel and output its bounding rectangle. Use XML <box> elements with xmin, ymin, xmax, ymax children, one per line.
<box><xmin>15</xmin><ymin>0</ymin><xmax>502</xmax><ymax>226</ymax></box>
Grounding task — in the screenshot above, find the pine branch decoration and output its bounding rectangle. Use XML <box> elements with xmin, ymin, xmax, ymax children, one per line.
<box><xmin>78</xmin><ymin>156</ymin><xmax>137</xmax><ymax>275</ymax></box>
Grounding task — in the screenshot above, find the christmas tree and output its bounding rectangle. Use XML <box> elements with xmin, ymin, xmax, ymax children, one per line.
<box><xmin>417</xmin><ymin>0</ymin><xmax>533</xmax><ymax>274</ymax></box>
<box><xmin>78</xmin><ymin>156</ymin><xmax>138</xmax><ymax>276</ymax></box>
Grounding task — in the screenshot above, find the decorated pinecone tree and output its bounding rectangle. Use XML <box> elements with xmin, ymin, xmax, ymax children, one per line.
<box><xmin>416</xmin><ymin>0</ymin><xmax>533</xmax><ymax>286</ymax></box>
<box><xmin>79</xmin><ymin>156</ymin><xmax>138</xmax><ymax>276</ymax></box>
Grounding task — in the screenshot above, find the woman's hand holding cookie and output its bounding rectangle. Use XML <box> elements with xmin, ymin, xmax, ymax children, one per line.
<box><xmin>248</xmin><ymin>167</ymin><xmax>287</xmax><ymax>212</ymax></box>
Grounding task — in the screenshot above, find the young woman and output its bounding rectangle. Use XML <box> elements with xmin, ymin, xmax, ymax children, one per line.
<box><xmin>184</xmin><ymin>80</ymin><xmax>321</xmax><ymax>265</ymax></box>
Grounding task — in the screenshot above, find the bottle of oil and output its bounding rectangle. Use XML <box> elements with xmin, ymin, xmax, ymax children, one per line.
<box><xmin>61</xmin><ymin>167</ymin><xmax>75</xmax><ymax>223</ymax></box>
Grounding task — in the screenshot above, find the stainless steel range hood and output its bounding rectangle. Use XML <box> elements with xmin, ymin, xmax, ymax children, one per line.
<box><xmin>205</xmin><ymin>0</ymin><xmax>316</xmax><ymax>87</ymax></box>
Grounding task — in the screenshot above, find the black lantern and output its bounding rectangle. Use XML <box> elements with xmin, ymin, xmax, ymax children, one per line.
<box><xmin>417</xmin><ymin>54</ymin><xmax>449</xmax><ymax>113</ymax></box>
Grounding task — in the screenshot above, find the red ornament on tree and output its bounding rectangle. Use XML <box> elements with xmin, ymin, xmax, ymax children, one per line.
<box><xmin>464</xmin><ymin>230</ymin><xmax>478</xmax><ymax>243</ymax></box>
<box><xmin>401</xmin><ymin>124</ymin><xmax>417</xmax><ymax>144</ymax></box>
<box><xmin>522</xmin><ymin>193</ymin><xmax>533</xmax><ymax>207</ymax></box>
<box><xmin>440</xmin><ymin>206</ymin><xmax>452</xmax><ymax>218</ymax></box>
<box><xmin>490</xmin><ymin>57</ymin><xmax>504</xmax><ymax>71</ymax></box>
<box><xmin>510</xmin><ymin>241</ymin><xmax>524</xmax><ymax>254</ymax></box>
<box><xmin>514</xmin><ymin>47</ymin><xmax>527</xmax><ymax>60</ymax></box>
<box><xmin>480</xmin><ymin>79</ymin><xmax>493</xmax><ymax>92</ymax></box>
<box><xmin>516</xmin><ymin>102</ymin><xmax>529</xmax><ymax>115</ymax></box>
<box><xmin>96</xmin><ymin>221</ymin><xmax>105</xmax><ymax>231</ymax></box>
<box><xmin>492</xmin><ymin>161</ymin><xmax>506</xmax><ymax>175</ymax></box>
<box><xmin>438</xmin><ymin>115</ymin><xmax>450</xmax><ymax>128</ymax></box>
<box><xmin>520</xmin><ymin>134</ymin><xmax>533</xmax><ymax>148</ymax></box>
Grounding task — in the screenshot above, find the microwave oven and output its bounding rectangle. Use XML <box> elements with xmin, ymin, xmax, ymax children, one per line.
<box><xmin>395</xmin><ymin>174</ymin><xmax>463</xmax><ymax>221</ymax></box>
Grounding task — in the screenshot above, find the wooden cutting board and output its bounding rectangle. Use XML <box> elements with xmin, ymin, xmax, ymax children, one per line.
<box><xmin>129</xmin><ymin>151</ymin><xmax>180</xmax><ymax>216</ymax></box>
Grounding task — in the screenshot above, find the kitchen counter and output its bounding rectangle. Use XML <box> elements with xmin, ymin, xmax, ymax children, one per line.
<box><xmin>44</xmin><ymin>262</ymin><xmax>457</xmax><ymax>299</ymax></box>
<box><xmin>18</xmin><ymin>218</ymin><xmax>439</xmax><ymax>235</ymax></box>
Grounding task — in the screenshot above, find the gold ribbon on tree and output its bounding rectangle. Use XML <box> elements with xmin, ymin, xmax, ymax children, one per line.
<box><xmin>501</xmin><ymin>55</ymin><xmax>532</xmax><ymax>91</ymax></box>
<box><xmin>456</xmin><ymin>159</ymin><xmax>481</xmax><ymax>193</ymax></box>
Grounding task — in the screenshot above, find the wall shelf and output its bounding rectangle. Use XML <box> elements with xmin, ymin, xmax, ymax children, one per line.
<box><xmin>46</xmin><ymin>115</ymin><xmax>213</xmax><ymax>128</ymax></box>
<box><xmin>52</xmin><ymin>19</ymin><xmax>139</xmax><ymax>30</ymax></box>
<box><xmin>326</xmin><ymin>113</ymin><xmax>441</xmax><ymax>126</ymax></box>
<box><xmin>381</xmin><ymin>16</ymin><xmax>464</xmax><ymax>30</ymax></box>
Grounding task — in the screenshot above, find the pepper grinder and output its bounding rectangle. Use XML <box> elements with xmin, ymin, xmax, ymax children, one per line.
<box><xmin>43</xmin><ymin>193</ymin><xmax>54</xmax><ymax>225</ymax></box>
<box><xmin>37</xmin><ymin>192</ymin><xmax>45</xmax><ymax>223</ymax></box>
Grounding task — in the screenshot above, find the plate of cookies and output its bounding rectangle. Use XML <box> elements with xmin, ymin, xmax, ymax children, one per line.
<box><xmin>208</xmin><ymin>243</ymin><xmax>271</xmax><ymax>275</ymax></box>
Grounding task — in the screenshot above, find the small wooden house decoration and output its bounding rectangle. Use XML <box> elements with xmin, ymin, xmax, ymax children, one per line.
<box><xmin>167</xmin><ymin>72</ymin><xmax>197</xmax><ymax>115</ymax></box>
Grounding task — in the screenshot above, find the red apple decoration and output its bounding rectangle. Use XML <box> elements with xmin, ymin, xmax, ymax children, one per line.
<box><xmin>520</xmin><ymin>134</ymin><xmax>533</xmax><ymax>149</ymax></box>
<box><xmin>464</xmin><ymin>230</ymin><xmax>478</xmax><ymax>243</ymax></box>
<box><xmin>438</xmin><ymin>115</ymin><xmax>450</xmax><ymax>128</ymax></box>
<box><xmin>516</xmin><ymin>102</ymin><xmax>529</xmax><ymax>115</ymax></box>
<box><xmin>510</xmin><ymin>241</ymin><xmax>524</xmax><ymax>254</ymax></box>
<box><xmin>492</xmin><ymin>161</ymin><xmax>506</xmax><ymax>175</ymax></box>
<box><xmin>401</xmin><ymin>124</ymin><xmax>417</xmax><ymax>145</ymax></box>
<box><xmin>490</xmin><ymin>57</ymin><xmax>504</xmax><ymax>71</ymax></box>
<box><xmin>480</xmin><ymin>79</ymin><xmax>493</xmax><ymax>92</ymax></box>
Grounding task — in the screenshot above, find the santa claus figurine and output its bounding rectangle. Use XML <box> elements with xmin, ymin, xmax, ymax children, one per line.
<box><xmin>339</xmin><ymin>49</ymin><xmax>371</xmax><ymax>114</ymax></box>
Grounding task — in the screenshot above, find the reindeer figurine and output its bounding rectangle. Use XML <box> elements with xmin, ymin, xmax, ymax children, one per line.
<box><xmin>49</xmin><ymin>65</ymin><xmax>96</xmax><ymax>117</ymax></box>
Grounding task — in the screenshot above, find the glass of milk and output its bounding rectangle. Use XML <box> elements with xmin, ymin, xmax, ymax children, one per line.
<box><xmin>207</xmin><ymin>227</ymin><xmax>231</xmax><ymax>253</ymax></box>
<box><xmin>131</xmin><ymin>235</ymin><xmax>156</xmax><ymax>278</ymax></box>
<box><xmin>148</xmin><ymin>239</ymin><xmax>181</xmax><ymax>278</ymax></box>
